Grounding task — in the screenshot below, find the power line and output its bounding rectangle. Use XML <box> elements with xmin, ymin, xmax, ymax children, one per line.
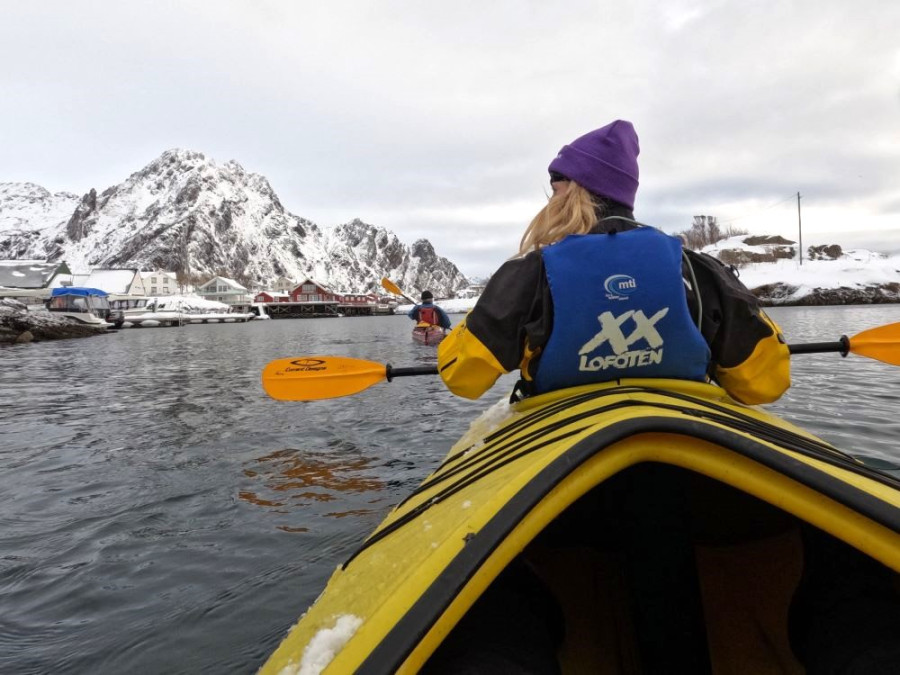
<box><xmin>715</xmin><ymin>193</ymin><xmax>798</xmax><ymax>225</ymax></box>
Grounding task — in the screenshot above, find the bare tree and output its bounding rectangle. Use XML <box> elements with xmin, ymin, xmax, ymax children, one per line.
<box><xmin>676</xmin><ymin>216</ymin><xmax>746</xmax><ymax>251</ymax></box>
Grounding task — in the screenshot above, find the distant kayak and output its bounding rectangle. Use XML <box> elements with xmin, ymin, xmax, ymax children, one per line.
<box><xmin>412</xmin><ymin>322</ymin><xmax>446</xmax><ymax>345</ymax></box>
<box><xmin>259</xmin><ymin>378</ymin><xmax>900</xmax><ymax>674</ymax></box>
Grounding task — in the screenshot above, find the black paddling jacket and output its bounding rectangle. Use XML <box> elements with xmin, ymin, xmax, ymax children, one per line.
<box><xmin>437</xmin><ymin>207</ymin><xmax>791</xmax><ymax>404</ymax></box>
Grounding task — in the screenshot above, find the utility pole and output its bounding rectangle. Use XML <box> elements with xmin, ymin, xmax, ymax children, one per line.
<box><xmin>182</xmin><ymin>221</ymin><xmax>192</xmax><ymax>293</ymax></box>
<box><xmin>797</xmin><ymin>192</ymin><xmax>803</xmax><ymax>266</ymax></box>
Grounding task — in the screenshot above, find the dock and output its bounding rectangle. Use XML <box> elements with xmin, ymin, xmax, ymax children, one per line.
<box><xmin>122</xmin><ymin>311</ymin><xmax>255</xmax><ymax>327</ymax></box>
<box><xmin>258</xmin><ymin>301</ymin><xmax>378</xmax><ymax>319</ymax></box>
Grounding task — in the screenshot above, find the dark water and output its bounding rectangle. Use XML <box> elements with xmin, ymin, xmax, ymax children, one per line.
<box><xmin>0</xmin><ymin>306</ymin><xmax>897</xmax><ymax>674</ymax></box>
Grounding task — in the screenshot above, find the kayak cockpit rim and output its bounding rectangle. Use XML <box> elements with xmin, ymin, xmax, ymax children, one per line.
<box><xmin>348</xmin><ymin>386</ymin><xmax>896</xmax><ymax>572</ymax></box>
<box><xmin>355</xmin><ymin>409</ymin><xmax>900</xmax><ymax>673</ymax></box>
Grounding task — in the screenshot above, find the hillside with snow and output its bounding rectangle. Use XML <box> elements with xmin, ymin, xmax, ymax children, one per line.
<box><xmin>0</xmin><ymin>150</ymin><xmax>468</xmax><ymax>296</ymax></box>
<box><xmin>702</xmin><ymin>235</ymin><xmax>900</xmax><ymax>304</ymax></box>
<box><xmin>0</xmin><ymin>183</ymin><xmax>81</xmax><ymax>258</ymax></box>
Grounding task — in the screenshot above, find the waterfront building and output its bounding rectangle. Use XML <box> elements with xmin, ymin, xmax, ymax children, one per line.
<box><xmin>197</xmin><ymin>276</ymin><xmax>251</xmax><ymax>306</ymax></box>
<box><xmin>141</xmin><ymin>270</ymin><xmax>178</xmax><ymax>296</ymax></box>
<box><xmin>0</xmin><ymin>260</ymin><xmax>73</xmax><ymax>292</ymax></box>
<box><xmin>289</xmin><ymin>279</ymin><xmax>340</xmax><ymax>303</ymax></box>
<box><xmin>76</xmin><ymin>268</ymin><xmax>147</xmax><ymax>296</ymax></box>
<box><xmin>272</xmin><ymin>277</ymin><xmax>296</xmax><ymax>294</ymax></box>
<box><xmin>254</xmin><ymin>291</ymin><xmax>291</xmax><ymax>303</ymax></box>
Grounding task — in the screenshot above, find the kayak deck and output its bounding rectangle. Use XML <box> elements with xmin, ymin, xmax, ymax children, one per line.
<box><xmin>261</xmin><ymin>379</ymin><xmax>900</xmax><ymax>674</ymax></box>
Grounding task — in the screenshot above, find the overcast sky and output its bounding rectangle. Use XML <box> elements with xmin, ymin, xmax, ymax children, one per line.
<box><xmin>2</xmin><ymin>1</ymin><xmax>899</xmax><ymax>278</ymax></box>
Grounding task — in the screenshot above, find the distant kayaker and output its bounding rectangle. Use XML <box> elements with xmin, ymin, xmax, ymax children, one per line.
<box><xmin>437</xmin><ymin>120</ymin><xmax>791</xmax><ymax>404</ymax></box>
<box><xmin>408</xmin><ymin>290</ymin><xmax>452</xmax><ymax>329</ymax></box>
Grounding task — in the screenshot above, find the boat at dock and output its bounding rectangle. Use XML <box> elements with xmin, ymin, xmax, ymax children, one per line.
<box><xmin>115</xmin><ymin>296</ymin><xmax>254</xmax><ymax>328</ymax></box>
<box><xmin>373</xmin><ymin>295</ymin><xmax>399</xmax><ymax>315</ymax></box>
<box><xmin>47</xmin><ymin>287</ymin><xmax>114</xmax><ymax>328</ymax></box>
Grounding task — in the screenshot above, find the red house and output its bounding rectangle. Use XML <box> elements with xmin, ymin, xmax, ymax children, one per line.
<box><xmin>289</xmin><ymin>279</ymin><xmax>341</xmax><ymax>303</ymax></box>
<box><xmin>340</xmin><ymin>292</ymin><xmax>377</xmax><ymax>306</ymax></box>
<box><xmin>254</xmin><ymin>291</ymin><xmax>290</xmax><ymax>303</ymax></box>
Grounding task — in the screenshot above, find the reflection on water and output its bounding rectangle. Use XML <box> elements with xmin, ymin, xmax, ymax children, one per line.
<box><xmin>240</xmin><ymin>448</ymin><xmax>386</xmax><ymax>522</ymax></box>
<box><xmin>0</xmin><ymin>307</ymin><xmax>898</xmax><ymax>673</ymax></box>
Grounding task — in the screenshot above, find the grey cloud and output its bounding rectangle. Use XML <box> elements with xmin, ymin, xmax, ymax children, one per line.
<box><xmin>2</xmin><ymin>1</ymin><xmax>899</xmax><ymax>278</ymax></box>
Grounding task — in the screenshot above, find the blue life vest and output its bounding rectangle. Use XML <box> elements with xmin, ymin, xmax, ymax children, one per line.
<box><xmin>533</xmin><ymin>226</ymin><xmax>710</xmax><ymax>394</ymax></box>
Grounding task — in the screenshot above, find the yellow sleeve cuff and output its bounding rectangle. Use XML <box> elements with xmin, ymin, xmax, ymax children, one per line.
<box><xmin>716</xmin><ymin>313</ymin><xmax>790</xmax><ymax>405</ymax></box>
<box><xmin>437</xmin><ymin>319</ymin><xmax>508</xmax><ymax>400</ymax></box>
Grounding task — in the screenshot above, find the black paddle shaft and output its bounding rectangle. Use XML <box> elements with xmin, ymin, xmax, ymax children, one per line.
<box><xmin>788</xmin><ymin>335</ymin><xmax>850</xmax><ymax>357</ymax></box>
<box><xmin>384</xmin><ymin>334</ymin><xmax>853</xmax><ymax>382</ymax></box>
<box><xmin>386</xmin><ymin>335</ymin><xmax>852</xmax><ymax>381</ymax></box>
<box><xmin>385</xmin><ymin>364</ymin><xmax>440</xmax><ymax>381</ymax></box>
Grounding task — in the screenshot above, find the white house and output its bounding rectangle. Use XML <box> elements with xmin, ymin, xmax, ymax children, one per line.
<box><xmin>142</xmin><ymin>270</ymin><xmax>179</xmax><ymax>295</ymax></box>
<box><xmin>78</xmin><ymin>268</ymin><xmax>147</xmax><ymax>295</ymax></box>
<box><xmin>196</xmin><ymin>276</ymin><xmax>250</xmax><ymax>305</ymax></box>
<box><xmin>0</xmin><ymin>260</ymin><xmax>73</xmax><ymax>290</ymax></box>
<box><xmin>0</xmin><ymin>260</ymin><xmax>75</xmax><ymax>306</ymax></box>
<box><xmin>272</xmin><ymin>276</ymin><xmax>297</xmax><ymax>294</ymax></box>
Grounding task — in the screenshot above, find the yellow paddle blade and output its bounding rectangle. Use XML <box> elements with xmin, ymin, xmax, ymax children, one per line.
<box><xmin>848</xmin><ymin>322</ymin><xmax>900</xmax><ymax>366</ymax></box>
<box><xmin>380</xmin><ymin>277</ymin><xmax>416</xmax><ymax>304</ymax></box>
<box><xmin>380</xmin><ymin>277</ymin><xmax>403</xmax><ymax>296</ymax></box>
<box><xmin>261</xmin><ymin>356</ymin><xmax>388</xmax><ymax>401</ymax></box>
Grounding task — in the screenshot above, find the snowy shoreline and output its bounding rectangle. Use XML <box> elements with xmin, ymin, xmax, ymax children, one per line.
<box><xmin>404</xmin><ymin>248</ymin><xmax>900</xmax><ymax>312</ymax></box>
<box><xmin>708</xmin><ymin>238</ymin><xmax>900</xmax><ymax>305</ymax></box>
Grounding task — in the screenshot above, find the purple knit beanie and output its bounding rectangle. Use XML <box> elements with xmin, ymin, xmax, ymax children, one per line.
<box><xmin>548</xmin><ymin>120</ymin><xmax>640</xmax><ymax>209</ymax></box>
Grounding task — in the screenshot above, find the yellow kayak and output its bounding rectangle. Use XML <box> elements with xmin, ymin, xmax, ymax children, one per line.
<box><xmin>260</xmin><ymin>379</ymin><xmax>900</xmax><ymax>674</ymax></box>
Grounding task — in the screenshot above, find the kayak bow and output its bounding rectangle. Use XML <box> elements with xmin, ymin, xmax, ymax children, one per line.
<box><xmin>260</xmin><ymin>379</ymin><xmax>900</xmax><ymax>674</ymax></box>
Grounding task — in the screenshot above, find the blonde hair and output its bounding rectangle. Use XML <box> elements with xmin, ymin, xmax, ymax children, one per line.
<box><xmin>518</xmin><ymin>183</ymin><xmax>603</xmax><ymax>254</ymax></box>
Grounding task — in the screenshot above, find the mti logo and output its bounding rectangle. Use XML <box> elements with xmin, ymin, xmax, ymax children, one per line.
<box><xmin>603</xmin><ymin>274</ymin><xmax>637</xmax><ymax>300</ymax></box>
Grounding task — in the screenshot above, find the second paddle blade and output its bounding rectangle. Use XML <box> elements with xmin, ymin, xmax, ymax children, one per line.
<box><xmin>262</xmin><ymin>356</ymin><xmax>388</xmax><ymax>401</ymax></box>
<box><xmin>849</xmin><ymin>322</ymin><xmax>900</xmax><ymax>366</ymax></box>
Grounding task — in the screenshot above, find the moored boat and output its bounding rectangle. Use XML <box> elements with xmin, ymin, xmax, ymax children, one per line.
<box><xmin>47</xmin><ymin>287</ymin><xmax>113</xmax><ymax>328</ymax></box>
<box><xmin>259</xmin><ymin>377</ymin><xmax>900</xmax><ymax>674</ymax></box>
<box><xmin>412</xmin><ymin>322</ymin><xmax>446</xmax><ymax>345</ymax></box>
<box><xmin>118</xmin><ymin>296</ymin><xmax>255</xmax><ymax>327</ymax></box>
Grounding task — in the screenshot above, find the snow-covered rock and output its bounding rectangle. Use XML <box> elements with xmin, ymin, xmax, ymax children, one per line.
<box><xmin>0</xmin><ymin>297</ymin><xmax>106</xmax><ymax>343</ymax></box>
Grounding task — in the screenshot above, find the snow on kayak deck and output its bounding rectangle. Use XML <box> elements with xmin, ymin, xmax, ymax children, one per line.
<box><xmin>454</xmin><ymin>395</ymin><xmax>520</xmax><ymax>453</ymax></box>
<box><xmin>279</xmin><ymin>614</ymin><xmax>363</xmax><ymax>675</ymax></box>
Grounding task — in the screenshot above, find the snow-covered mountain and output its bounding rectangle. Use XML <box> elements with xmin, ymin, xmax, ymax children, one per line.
<box><xmin>0</xmin><ymin>150</ymin><xmax>468</xmax><ymax>295</ymax></box>
<box><xmin>0</xmin><ymin>183</ymin><xmax>81</xmax><ymax>258</ymax></box>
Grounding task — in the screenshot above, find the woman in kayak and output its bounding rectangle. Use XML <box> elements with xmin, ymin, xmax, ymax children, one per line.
<box><xmin>437</xmin><ymin>120</ymin><xmax>790</xmax><ymax>404</ymax></box>
<box><xmin>408</xmin><ymin>290</ymin><xmax>452</xmax><ymax>329</ymax></box>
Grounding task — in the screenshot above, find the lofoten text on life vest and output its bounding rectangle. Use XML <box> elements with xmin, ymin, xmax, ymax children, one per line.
<box><xmin>578</xmin><ymin>308</ymin><xmax>669</xmax><ymax>372</ymax></box>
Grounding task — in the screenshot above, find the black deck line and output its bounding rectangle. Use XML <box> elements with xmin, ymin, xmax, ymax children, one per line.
<box><xmin>390</xmin><ymin>395</ymin><xmax>897</xmax><ymax>544</ymax></box>
<box><xmin>355</xmin><ymin>416</ymin><xmax>900</xmax><ymax>675</ymax></box>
